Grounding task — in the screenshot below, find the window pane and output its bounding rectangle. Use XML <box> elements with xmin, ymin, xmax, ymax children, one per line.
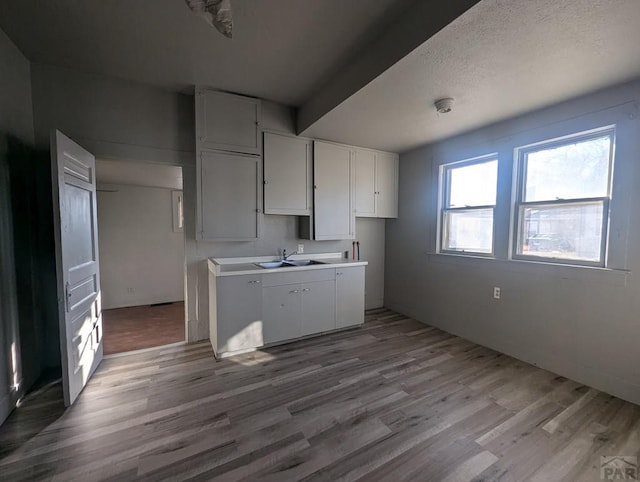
<box><xmin>518</xmin><ymin>202</ymin><xmax>604</xmax><ymax>262</ymax></box>
<box><xmin>449</xmin><ymin>160</ymin><xmax>498</xmax><ymax>207</ymax></box>
<box><xmin>524</xmin><ymin>135</ymin><xmax>611</xmax><ymax>202</ymax></box>
<box><xmin>443</xmin><ymin>208</ymin><xmax>493</xmax><ymax>254</ymax></box>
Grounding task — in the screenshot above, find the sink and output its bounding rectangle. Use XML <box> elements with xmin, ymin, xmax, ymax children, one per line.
<box><xmin>283</xmin><ymin>259</ymin><xmax>326</xmax><ymax>266</ymax></box>
<box><xmin>255</xmin><ymin>261</ymin><xmax>288</xmax><ymax>269</ymax></box>
<box><xmin>255</xmin><ymin>259</ymin><xmax>327</xmax><ymax>269</ymax></box>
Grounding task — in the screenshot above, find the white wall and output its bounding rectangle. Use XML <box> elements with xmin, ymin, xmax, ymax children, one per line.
<box><xmin>385</xmin><ymin>79</ymin><xmax>640</xmax><ymax>405</ymax></box>
<box><xmin>0</xmin><ymin>27</ymin><xmax>33</xmax><ymax>424</ymax></box>
<box><xmin>97</xmin><ymin>184</ymin><xmax>185</xmax><ymax>310</ymax></box>
<box><xmin>31</xmin><ymin>64</ymin><xmax>387</xmax><ymax>343</ymax></box>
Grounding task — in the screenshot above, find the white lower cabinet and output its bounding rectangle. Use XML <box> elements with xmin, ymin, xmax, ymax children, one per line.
<box><xmin>301</xmin><ymin>280</ymin><xmax>336</xmax><ymax>336</ymax></box>
<box><xmin>336</xmin><ymin>266</ymin><xmax>365</xmax><ymax>329</ymax></box>
<box><xmin>213</xmin><ymin>274</ymin><xmax>263</xmax><ymax>353</ymax></box>
<box><xmin>263</xmin><ymin>279</ymin><xmax>336</xmax><ymax>343</ymax></box>
<box><xmin>211</xmin><ymin>264</ymin><xmax>365</xmax><ymax>356</ymax></box>
<box><xmin>262</xmin><ymin>284</ymin><xmax>303</xmax><ymax>344</ymax></box>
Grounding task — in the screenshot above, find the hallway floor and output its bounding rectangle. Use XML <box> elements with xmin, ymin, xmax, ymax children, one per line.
<box><xmin>102</xmin><ymin>301</ymin><xmax>185</xmax><ymax>355</ymax></box>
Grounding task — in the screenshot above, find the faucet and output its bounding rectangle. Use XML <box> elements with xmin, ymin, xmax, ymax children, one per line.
<box><xmin>282</xmin><ymin>248</ymin><xmax>297</xmax><ymax>260</ymax></box>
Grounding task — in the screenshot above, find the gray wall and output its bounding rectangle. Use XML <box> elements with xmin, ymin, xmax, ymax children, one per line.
<box><xmin>97</xmin><ymin>184</ymin><xmax>185</xmax><ymax>310</ymax></box>
<box><xmin>0</xmin><ymin>27</ymin><xmax>33</xmax><ymax>424</ymax></box>
<box><xmin>31</xmin><ymin>64</ymin><xmax>387</xmax><ymax>344</ymax></box>
<box><xmin>386</xmin><ymin>80</ymin><xmax>640</xmax><ymax>405</ymax></box>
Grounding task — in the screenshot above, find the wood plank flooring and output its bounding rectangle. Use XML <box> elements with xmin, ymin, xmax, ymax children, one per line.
<box><xmin>102</xmin><ymin>302</ymin><xmax>185</xmax><ymax>355</ymax></box>
<box><xmin>1</xmin><ymin>308</ymin><xmax>638</xmax><ymax>481</ymax></box>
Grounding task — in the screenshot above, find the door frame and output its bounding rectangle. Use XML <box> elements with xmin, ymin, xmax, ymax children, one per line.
<box><xmin>95</xmin><ymin>158</ymin><xmax>189</xmax><ymax>346</ymax></box>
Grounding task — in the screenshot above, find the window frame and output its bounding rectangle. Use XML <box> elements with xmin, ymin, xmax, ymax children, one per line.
<box><xmin>438</xmin><ymin>154</ymin><xmax>499</xmax><ymax>257</ymax></box>
<box><xmin>511</xmin><ymin>126</ymin><xmax>616</xmax><ymax>268</ymax></box>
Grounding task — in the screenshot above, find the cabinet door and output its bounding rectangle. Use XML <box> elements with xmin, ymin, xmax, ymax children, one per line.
<box><xmin>313</xmin><ymin>141</ymin><xmax>354</xmax><ymax>240</ymax></box>
<box><xmin>301</xmin><ymin>280</ymin><xmax>336</xmax><ymax>336</ymax></box>
<box><xmin>199</xmin><ymin>150</ymin><xmax>262</xmax><ymax>240</ymax></box>
<box><xmin>375</xmin><ymin>152</ymin><xmax>399</xmax><ymax>218</ymax></box>
<box><xmin>336</xmin><ymin>266</ymin><xmax>365</xmax><ymax>329</ymax></box>
<box><xmin>217</xmin><ymin>275</ymin><xmax>263</xmax><ymax>353</ymax></box>
<box><xmin>262</xmin><ymin>284</ymin><xmax>302</xmax><ymax>344</ymax></box>
<box><xmin>196</xmin><ymin>89</ymin><xmax>261</xmax><ymax>155</ymax></box>
<box><xmin>263</xmin><ymin>133</ymin><xmax>312</xmax><ymax>215</ymax></box>
<box><xmin>354</xmin><ymin>148</ymin><xmax>376</xmax><ymax>217</ymax></box>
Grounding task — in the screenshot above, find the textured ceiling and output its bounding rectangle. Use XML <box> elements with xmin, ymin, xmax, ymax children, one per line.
<box><xmin>301</xmin><ymin>0</ymin><xmax>640</xmax><ymax>152</ymax></box>
<box><xmin>0</xmin><ymin>0</ymin><xmax>417</xmax><ymax>106</ymax></box>
<box><xmin>2</xmin><ymin>0</ymin><xmax>639</xmax><ymax>154</ymax></box>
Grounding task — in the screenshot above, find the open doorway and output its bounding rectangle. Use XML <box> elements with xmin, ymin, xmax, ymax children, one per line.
<box><xmin>95</xmin><ymin>159</ymin><xmax>185</xmax><ymax>355</ymax></box>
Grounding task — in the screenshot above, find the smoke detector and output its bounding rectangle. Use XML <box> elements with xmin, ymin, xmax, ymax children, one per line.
<box><xmin>434</xmin><ymin>98</ymin><xmax>455</xmax><ymax>114</ymax></box>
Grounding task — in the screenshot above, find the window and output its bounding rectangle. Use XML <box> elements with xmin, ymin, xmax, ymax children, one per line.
<box><xmin>440</xmin><ymin>156</ymin><xmax>498</xmax><ymax>255</ymax></box>
<box><xmin>514</xmin><ymin>127</ymin><xmax>614</xmax><ymax>266</ymax></box>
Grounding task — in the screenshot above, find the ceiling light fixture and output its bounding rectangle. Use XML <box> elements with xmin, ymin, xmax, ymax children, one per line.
<box><xmin>434</xmin><ymin>98</ymin><xmax>455</xmax><ymax>114</ymax></box>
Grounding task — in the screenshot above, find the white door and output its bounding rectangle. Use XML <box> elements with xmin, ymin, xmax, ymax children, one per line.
<box><xmin>196</xmin><ymin>88</ymin><xmax>262</xmax><ymax>155</ymax></box>
<box><xmin>263</xmin><ymin>132</ymin><xmax>312</xmax><ymax>215</ymax></box>
<box><xmin>199</xmin><ymin>150</ymin><xmax>262</xmax><ymax>240</ymax></box>
<box><xmin>262</xmin><ymin>284</ymin><xmax>302</xmax><ymax>344</ymax></box>
<box><xmin>51</xmin><ymin>131</ymin><xmax>103</xmax><ymax>406</ymax></box>
<box><xmin>313</xmin><ymin>141</ymin><xmax>354</xmax><ymax>240</ymax></box>
<box><xmin>375</xmin><ymin>152</ymin><xmax>399</xmax><ymax>218</ymax></box>
<box><xmin>301</xmin><ymin>280</ymin><xmax>336</xmax><ymax>336</ymax></box>
<box><xmin>336</xmin><ymin>267</ymin><xmax>365</xmax><ymax>329</ymax></box>
<box><xmin>353</xmin><ymin>148</ymin><xmax>376</xmax><ymax>217</ymax></box>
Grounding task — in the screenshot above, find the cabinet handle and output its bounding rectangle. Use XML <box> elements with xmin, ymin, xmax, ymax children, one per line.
<box><xmin>336</xmin><ymin>272</ymin><xmax>342</xmax><ymax>276</ymax></box>
<box><xmin>302</xmin><ymin>288</ymin><xmax>310</xmax><ymax>292</ymax></box>
<box><xmin>248</xmin><ymin>280</ymin><xmax>261</xmax><ymax>284</ymax></box>
<box><xmin>289</xmin><ymin>290</ymin><xmax>299</xmax><ymax>294</ymax></box>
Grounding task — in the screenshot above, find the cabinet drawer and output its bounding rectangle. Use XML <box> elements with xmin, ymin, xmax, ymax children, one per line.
<box><xmin>262</xmin><ymin>268</ymin><xmax>335</xmax><ymax>287</ymax></box>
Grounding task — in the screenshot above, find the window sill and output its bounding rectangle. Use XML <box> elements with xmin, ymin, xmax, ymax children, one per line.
<box><xmin>425</xmin><ymin>251</ymin><xmax>631</xmax><ymax>286</ymax></box>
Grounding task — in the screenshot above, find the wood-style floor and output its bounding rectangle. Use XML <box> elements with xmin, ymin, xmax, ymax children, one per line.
<box><xmin>1</xmin><ymin>309</ymin><xmax>638</xmax><ymax>481</ymax></box>
<box><xmin>102</xmin><ymin>302</ymin><xmax>185</xmax><ymax>355</ymax></box>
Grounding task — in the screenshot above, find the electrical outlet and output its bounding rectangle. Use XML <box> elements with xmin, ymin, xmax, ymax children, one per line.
<box><xmin>493</xmin><ymin>287</ymin><xmax>501</xmax><ymax>299</ymax></box>
<box><xmin>127</xmin><ymin>287</ymin><xmax>134</xmax><ymax>293</ymax></box>
<box><xmin>297</xmin><ymin>243</ymin><xmax>304</xmax><ymax>254</ymax></box>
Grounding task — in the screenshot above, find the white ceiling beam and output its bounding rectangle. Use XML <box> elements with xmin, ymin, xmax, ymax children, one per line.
<box><xmin>297</xmin><ymin>0</ymin><xmax>481</xmax><ymax>136</ymax></box>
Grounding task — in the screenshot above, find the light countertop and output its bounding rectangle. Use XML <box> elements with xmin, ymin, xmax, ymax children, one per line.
<box><xmin>208</xmin><ymin>252</ymin><xmax>368</xmax><ymax>277</ymax></box>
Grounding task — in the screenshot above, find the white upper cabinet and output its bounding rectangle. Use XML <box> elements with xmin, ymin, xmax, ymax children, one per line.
<box><xmin>353</xmin><ymin>148</ymin><xmax>376</xmax><ymax>217</ymax></box>
<box><xmin>199</xmin><ymin>150</ymin><xmax>262</xmax><ymax>240</ymax></box>
<box><xmin>196</xmin><ymin>88</ymin><xmax>262</xmax><ymax>155</ymax></box>
<box><xmin>375</xmin><ymin>151</ymin><xmax>399</xmax><ymax>218</ymax></box>
<box><xmin>354</xmin><ymin>148</ymin><xmax>398</xmax><ymax>218</ymax></box>
<box><xmin>195</xmin><ymin>88</ymin><xmax>263</xmax><ymax>240</ymax></box>
<box><xmin>263</xmin><ymin>132</ymin><xmax>312</xmax><ymax>215</ymax></box>
<box><xmin>313</xmin><ymin>141</ymin><xmax>354</xmax><ymax>240</ymax></box>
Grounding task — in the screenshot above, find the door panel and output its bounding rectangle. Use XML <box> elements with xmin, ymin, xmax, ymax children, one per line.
<box><xmin>262</xmin><ymin>284</ymin><xmax>302</xmax><ymax>344</ymax></box>
<box><xmin>336</xmin><ymin>267</ymin><xmax>365</xmax><ymax>329</ymax></box>
<box><xmin>197</xmin><ymin>89</ymin><xmax>261</xmax><ymax>155</ymax></box>
<box><xmin>314</xmin><ymin>141</ymin><xmax>354</xmax><ymax>240</ymax></box>
<box><xmin>216</xmin><ymin>275</ymin><xmax>263</xmax><ymax>353</ymax></box>
<box><xmin>200</xmin><ymin>150</ymin><xmax>261</xmax><ymax>240</ymax></box>
<box><xmin>263</xmin><ymin>133</ymin><xmax>311</xmax><ymax>215</ymax></box>
<box><xmin>376</xmin><ymin>153</ymin><xmax>399</xmax><ymax>218</ymax></box>
<box><xmin>51</xmin><ymin>130</ymin><xmax>103</xmax><ymax>406</ymax></box>
<box><xmin>354</xmin><ymin>149</ymin><xmax>376</xmax><ymax>217</ymax></box>
<box><xmin>301</xmin><ymin>280</ymin><xmax>336</xmax><ymax>336</ymax></box>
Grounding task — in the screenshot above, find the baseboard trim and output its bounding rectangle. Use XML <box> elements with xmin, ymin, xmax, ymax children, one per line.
<box><xmin>386</xmin><ymin>301</ymin><xmax>640</xmax><ymax>407</ymax></box>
